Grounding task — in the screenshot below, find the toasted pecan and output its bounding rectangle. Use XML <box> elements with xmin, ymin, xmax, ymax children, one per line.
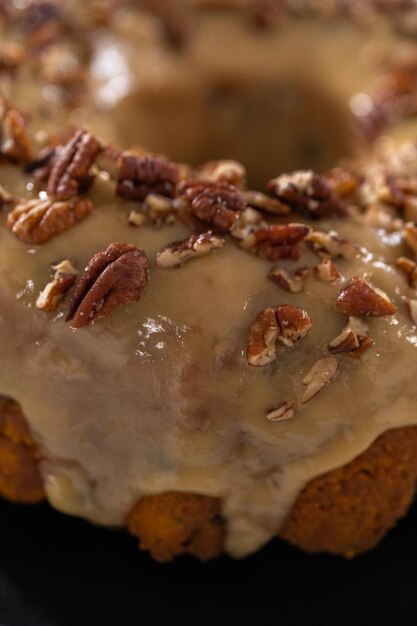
<box><xmin>156</xmin><ymin>231</ymin><xmax>224</xmax><ymax>267</ymax></box>
<box><xmin>178</xmin><ymin>180</ymin><xmax>246</xmax><ymax>231</ymax></box>
<box><xmin>117</xmin><ymin>153</ymin><xmax>178</xmax><ymax>202</ymax></box>
<box><xmin>336</xmin><ymin>277</ymin><xmax>397</xmax><ymax>316</ymax></box>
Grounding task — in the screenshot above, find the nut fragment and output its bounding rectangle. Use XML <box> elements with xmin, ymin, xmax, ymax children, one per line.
<box><xmin>47</xmin><ymin>129</ymin><xmax>103</xmax><ymax>200</ymax></box>
<box><xmin>127</xmin><ymin>209</ymin><xmax>145</xmax><ymax>227</ymax></box>
<box><xmin>324</xmin><ymin>168</ymin><xmax>358</xmax><ymax>198</ymax></box>
<box><xmin>305</xmin><ymin>229</ymin><xmax>361</xmax><ymax>259</ymax></box>
<box><xmin>145</xmin><ymin>193</ymin><xmax>178</xmax><ymax>225</ymax></box>
<box><xmin>266</xmin><ymin>400</ymin><xmax>294</xmax><ymax>423</ymax></box>
<box><xmin>244</xmin><ymin>190</ymin><xmax>291</xmax><ymax>215</ymax></box>
<box><xmin>336</xmin><ymin>277</ymin><xmax>397</xmax><ymax>316</ymax></box>
<box><xmin>0</xmin><ymin>183</ymin><xmax>15</xmax><ymax>210</ymax></box>
<box><xmin>268</xmin><ymin>267</ymin><xmax>305</xmax><ymax>293</ymax></box>
<box><xmin>117</xmin><ymin>153</ymin><xmax>178</xmax><ymax>202</ymax></box>
<box><xmin>7</xmin><ymin>196</ymin><xmax>94</xmax><ymax>244</ymax></box>
<box><xmin>36</xmin><ymin>259</ymin><xmax>78</xmax><ymax>311</ymax></box>
<box><xmin>267</xmin><ymin>170</ymin><xmax>347</xmax><ymax>218</ymax></box>
<box><xmin>179</xmin><ymin>180</ymin><xmax>246</xmax><ymax>231</ymax></box>
<box><xmin>275</xmin><ymin>304</ymin><xmax>312</xmax><ymax>347</ymax></box>
<box><xmin>243</xmin><ymin>223</ymin><xmax>310</xmax><ymax>261</ymax></box>
<box><xmin>67</xmin><ymin>243</ymin><xmax>149</xmax><ymax>329</ymax></box>
<box><xmin>407</xmin><ymin>299</ymin><xmax>417</xmax><ymax>326</ymax></box>
<box><xmin>156</xmin><ymin>231</ymin><xmax>224</xmax><ymax>267</ymax></box>
<box><xmin>314</xmin><ymin>257</ymin><xmax>341</xmax><ymax>282</ymax></box>
<box><xmin>301</xmin><ymin>356</ymin><xmax>338</xmax><ymax>404</ymax></box>
<box><xmin>328</xmin><ymin>316</ymin><xmax>373</xmax><ymax>358</ymax></box>
<box><xmin>246</xmin><ymin>304</ymin><xmax>312</xmax><ymax>365</ymax></box>
<box><xmin>246</xmin><ymin>307</ymin><xmax>278</xmax><ymax>366</ymax></box>
<box><xmin>198</xmin><ymin>160</ymin><xmax>246</xmax><ymax>186</ymax></box>
<box><xmin>229</xmin><ymin>207</ymin><xmax>263</xmax><ymax>240</ymax></box>
<box><xmin>396</xmin><ymin>256</ymin><xmax>417</xmax><ymax>288</ymax></box>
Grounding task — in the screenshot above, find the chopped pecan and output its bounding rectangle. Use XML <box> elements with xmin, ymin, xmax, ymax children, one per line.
<box><xmin>156</xmin><ymin>231</ymin><xmax>224</xmax><ymax>267</ymax></box>
<box><xmin>246</xmin><ymin>304</ymin><xmax>311</xmax><ymax>365</ymax></box>
<box><xmin>275</xmin><ymin>304</ymin><xmax>312</xmax><ymax>347</ymax></box>
<box><xmin>301</xmin><ymin>356</ymin><xmax>338</xmax><ymax>404</ymax></box>
<box><xmin>403</xmin><ymin>222</ymin><xmax>417</xmax><ymax>256</ymax></box>
<box><xmin>396</xmin><ymin>256</ymin><xmax>417</xmax><ymax>287</ymax></box>
<box><xmin>7</xmin><ymin>196</ymin><xmax>93</xmax><ymax>244</ymax></box>
<box><xmin>268</xmin><ymin>267</ymin><xmax>306</xmax><ymax>293</ymax></box>
<box><xmin>305</xmin><ymin>229</ymin><xmax>361</xmax><ymax>259</ymax></box>
<box><xmin>36</xmin><ymin>259</ymin><xmax>78</xmax><ymax>311</ymax></box>
<box><xmin>246</xmin><ymin>307</ymin><xmax>279</xmax><ymax>366</ymax></box>
<box><xmin>66</xmin><ymin>243</ymin><xmax>149</xmax><ymax>329</ymax></box>
<box><xmin>324</xmin><ymin>168</ymin><xmax>358</xmax><ymax>198</ymax></box>
<box><xmin>198</xmin><ymin>160</ymin><xmax>246</xmax><ymax>187</ymax></box>
<box><xmin>328</xmin><ymin>316</ymin><xmax>373</xmax><ymax>358</ymax></box>
<box><xmin>242</xmin><ymin>223</ymin><xmax>310</xmax><ymax>261</ymax></box>
<box><xmin>314</xmin><ymin>257</ymin><xmax>341</xmax><ymax>282</ymax></box>
<box><xmin>335</xmin><ymin>277</ymin><xmax>397</xmax><ymax>316</ymax></box>
<box><xmin>178</xmin><ymin>180</ymin><xmax>246</xmax><ymax>231</ymax></box>
<box><xmin>117</xmin><ymin>153</ymin><xmax>178</xmax><ymax>202</ymax></box>
<box><xmin>267</xmin><ymin>170</ymin><xmax>347</xmax><ymax>219</ymax></box>
<box><xmin>244</xmin><ymin>190</ymin><xmax>291</xmax><ymax>215</ymax></box>
<box><xmin>127</xmin><ymin>209</ymin><xmax>145</xmax><ymax>227</ymax></box>
<box><xmin>266</xmin><ymin>400</ymin><xmax>294</xmax><ymax>424</ymax></box>
<box><xmin>145</xmin><ymin>193</ymin><xmax>178</xmax><ymax>226</ymax></box>
<box><xmin>0</xmin><ymin>108</ymin><xmax>32</xmax><ymax>162</ymax></box>
<box><xmin>363</xmin><ymin>203</ymin><xmax>398</xmax><ymax>230</ymax></box>
<box><xmin>407</xmin><ymin>299</ymin><xmax>417</xmax><ymax>325</ymax></box>
<box><xmin>0</xmin><ymin>40</ymin><xmax>24</xmax><ymax>74</ymax></box>
<box><xmin>229</xmin><ymin>207</ymin><xmax>263</xmax><ymax>240</ymax></box>
<box><xmin>47</xmin><ymin>129</ymin><xmax>103</xmax><ymax>200</ymax></box>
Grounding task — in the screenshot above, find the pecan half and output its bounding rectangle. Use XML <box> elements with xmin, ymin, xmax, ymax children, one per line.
<box><xmin>275</xmin><ymin>304</ymin><xmax>312</xmax><ymax>347</ymax></box>
<box><xmin>301</xmin><ymin>356</ymin><xmax>338</xmax><ymax>404</ymax></box>
<box><xmin>47</xmin><ymin>129</ymin><xmax>103</xmax><ymax>200</ymax></box>
<box><xmin>36</xmin><ymin>259</ymin><xmax>78</xmax><ymax>311</ymax></box>
<box><xmin>242</xmin><ymin>223</ymin><xmax>310</xmax><ymax>261</ymax></box>
<box><xmin>305</xmin><ymin>229</ymin><xmax>361</xmax><ymax>259</ymax></box>
<box><xmin>396</xmin><ymin>256</ymin><xmax>417</xmax><ymax>287</ymax></box>
<box><xmin>7</xmin><ymin>196</ymin><xmax>94</xmax><ymax>244</ymax></box>
<box><xmin>117</xmin><ymin>153</ymin><xmax>178</xmax><ymax>202</ymax></box>
<box><xmin>328</xmin><ymin>317</ymin><xmax>374</xmax><ymax>358</ymax></box>
<box><xmin>178</xmin><ymin>180</ymin><xmax>246</xmax><ymax>231</ymax></box>
<box><xmin>266</xmin><ymin>400</ymin><xmax>294</xmax><ymax>424</ymax></box>
<box><xmin>156</xmin><ymin>231</ymin><xmax>224</xmax><ymax>267</ymax></box>
<box><xmin>335</xmin><ymin>277</ymin><xmax>397</xmax><ymax>316</ymax></box>
<box><xmin>314</xmin><ymin>257</ymin><xmax>341</xmax><ymax>282</ymax></box>
<box><xmin>267</xmin><ymin>170</ymin><xmax>347</xmax><ymax>219</ymax></box>
<box><xmin>0</xmin><ymin>108</ymin><xmax>32</xmax><ymax>162</ymax></box>
<box><xmin>67</xmin><ymin>243</ymin><xmax>149</xmax><ymax>329</ymax></box>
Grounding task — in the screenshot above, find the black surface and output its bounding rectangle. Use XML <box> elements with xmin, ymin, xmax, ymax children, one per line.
<box><xmin>0</xmin><ymin>498</ymin><xmax>416</xmax><ymax>626</ymax></box>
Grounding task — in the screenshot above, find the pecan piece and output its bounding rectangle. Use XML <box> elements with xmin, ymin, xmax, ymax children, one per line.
<box><xmin>266</xmin><ymin>400</ymin><xmax>294</xmax><ymax>424</ymax></box>
<box><xmin>275</xmin><ymin>304</ymin><xmax>312</xmax><ymax>347</ymax></box>
<box><xmin>244</xmin><ymin>190</ymin><xmax>291</xmax><ymax>215</ymax></box>
<box><xmin>127</xmin><ymin>209</ymin><xmax>145</xmax><ymax>227</ymax></box>
<box><xmin>66</xmin><ymin>243</ymin><xmax>149</xmax><ymax>329</ymax></box>
<box><xmin>229</xmin><ymin>207</ymin><xmax>263</xmax><ymax>240</ymax></box>
<box><xmin>301</xmin><ymin>356</ymin><xmax>338</xmax><ymax>405</ymax></box>
<box><xmin>47</xmin><ymin>129</ymin><xmax>103</xmax><ymax>200</ymax></box>
<box><xmin>198</xmin><ymin>160</ymin><xmax>246</xmax><ymax>186</ymax></box>
<box><xmin>324</xmin><ymin>168</ymin><xmax>358</xmax><ymax>198</ymax></box>
<box><xmin>243</xmin><ymin>223</ymin><xmax>310</xmax><ymax>261</ymax></box>
<box><xmin>156</xmin><ymin>231</ymin><xmax>224</xmax><ymax>268</ymax></box>
<box><xmin>36</xmin><ymin>259</ymin><xmax>78</xmax><ymax>311</ymax></box>
<box><xmin>117</xmin><ymin>153</ymin><xmax>178</xmax><ymax>202</ymax></box>
<box><xmin>403</xmin><ymin>222</ymin><xmax>417</xmax><ymax>257</ymax></box>
<box><xmin>268</xmin><ymin>267</ymin><xmax>306</xmax><ymax>293</ymax></box>
<box><xmin>246</xmin><ymin>307</ymin><xmax>279</xmax><ymax>366</ymax></box>
<box><xmin>328</xmin><ymin>317</ymin><xmax>374</xmax><ymax>358</ymax></box>
<box><xmin>178</xmin><ymin>180</ymin><xmax>246</xmax><ymax>231</ymax></box>
<box><xmin>396</xmin><ymin>256</ymin><xmax>417</xmax><ymax>288</ymax></box>
<box><xmin>7</xmin><ymin>196</ymin><xmax>94</xmax><ymax>244</ymax></box>
<box><xmin>305</xmin><ymin>229</ymin><xmax>361</xmax><ymax>259</ymax></box>
<box><xmin>314</xmin><ymin>257</ymin><xmax>341</xmax><ymax>282</ymax></box>
<box><xmin>267</xmin><ymin>170</ymin><xmax>347</xmax><ymax>219</ymax></box>
<box><xmin>246</xmin><ymin>304</ymin><xmax>311</xmax><ymax>365</ymax></box>
<box><xmin>0</xmin><ymin>108</ymin><xmax>32</xmax><ymax>162</ymax></box>
<box><xmin>335</xmin><ymin>277</ymin><xmax>397</xmax><ymax>316</ymax></box>
<box><xmin>145</xmin><ymin>193</ymin><xmax>178</xmax><ymax>226</ymax></box>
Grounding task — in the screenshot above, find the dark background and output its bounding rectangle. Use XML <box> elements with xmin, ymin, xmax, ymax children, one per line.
<box><xmin>1</xmin><ymin>498</ymin><xmax>416</xmax><ymax>626</ymax></box>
